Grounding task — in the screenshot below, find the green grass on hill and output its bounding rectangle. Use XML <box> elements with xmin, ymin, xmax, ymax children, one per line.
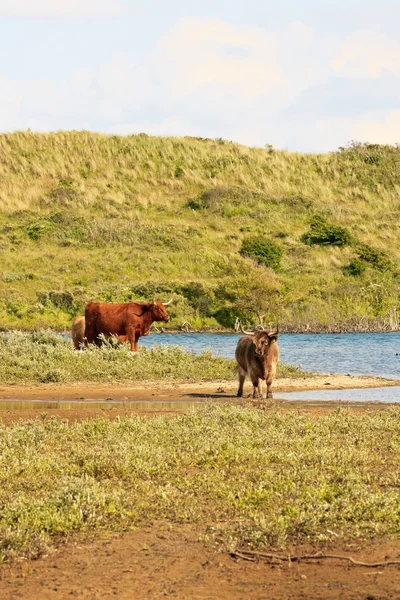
<box><xmin>0</xmin><ymin>405</ymin><xmax>399</xmax><ymax>562</ymax></box>
<box><xmin>0</xmin><ymin>132</ymin><xmax>399</xmax><ymax>331</ymax></box>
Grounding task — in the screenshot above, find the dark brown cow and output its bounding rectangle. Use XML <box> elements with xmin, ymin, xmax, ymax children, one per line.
<box><xmin>235</xmin><ymin>325</ymin><xmax>279</xmax><ymax>399</ymax></box>
<box><xmin>84</xmin><ymin>300</ymin><xmax>172</xmax><ymax>352</ymax></box>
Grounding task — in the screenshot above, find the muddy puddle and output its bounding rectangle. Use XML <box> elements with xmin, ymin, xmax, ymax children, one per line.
<box><xmin>0</xmin><ymin>399</ymin><xmax>204</xmax><ymax>412</ymax></box>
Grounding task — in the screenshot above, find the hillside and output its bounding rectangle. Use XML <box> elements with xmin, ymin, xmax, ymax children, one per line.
<box><xmin>0</xmin><ymin>131</ymin><xmax>399</xmax><ymax>332</ymax></box>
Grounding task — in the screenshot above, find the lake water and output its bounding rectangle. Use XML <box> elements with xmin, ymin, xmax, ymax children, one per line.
<box><xmin>277</xmin><ymin>386</ymin><xmax>400</xmax><ymax>403</ymax></box>
<box><xmin>137</xmin><ymin>332</ymin><xmax>400</xmax><ymax>380</ymax></box>
<box><xmin>60</xmin><ymin>331</ymin><xmax>400</xmax><ymax>404</ymax></box>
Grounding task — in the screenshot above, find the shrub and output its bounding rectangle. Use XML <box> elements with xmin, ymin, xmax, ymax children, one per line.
<box><xmin>174</xmin><ymin>165</ymin><xmax>184</xmax><ymax>178</ymax></box>
<box><xmin>356</xmin><ymin>243</ymin><xmax>393</xmax><ymax>272</ymax></box>
<box><xmin>343</xmin><ymin>260</ymin><xmax>366</xmax><ymax>277</ymax></box>
<box><xmin>239</xmin><ymin>236</ymin><xmax>282</xmax><ymax>271</ymax></box>
<box><xmin>301</xmin><ymin>215</ymin><xmax>353</xmax><ymax>247</ymax></box>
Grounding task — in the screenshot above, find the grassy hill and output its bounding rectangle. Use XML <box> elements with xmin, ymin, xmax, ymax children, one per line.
<box><xmin>0</xmin><ymin>131</ymin><xmax>399</xmax><ymax>332</ymax></box>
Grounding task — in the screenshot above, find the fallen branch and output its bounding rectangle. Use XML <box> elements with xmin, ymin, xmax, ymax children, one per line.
<box><xmin>232</xmin><ymin>549</ymin><xmax>400</xmax><ymax>568</ymax></box>
<box><xmin>181</xmin><ymin>321</ymin><xmax>192</xmax><ymax>333</ymax></box>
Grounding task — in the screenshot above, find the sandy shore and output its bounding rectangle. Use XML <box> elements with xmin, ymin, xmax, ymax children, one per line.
<box><xmin>0</xmin><ymin>373</ymin><xmax>398</xmax><ymax>402</ymax></box>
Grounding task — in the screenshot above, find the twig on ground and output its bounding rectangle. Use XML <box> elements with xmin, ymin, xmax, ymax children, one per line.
<box><xmin>232</xmin><ymin>549</ymin><xmax>400</xmax><ymax>568</ymax></box>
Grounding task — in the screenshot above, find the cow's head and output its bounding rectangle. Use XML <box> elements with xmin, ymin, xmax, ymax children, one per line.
<box><xmin>150</xmin><ymin>299</ymin><xmax>172</xmax><ymax>322</ymax></box>
<box><xmin>253</xmin><ymin>330</ymin><xmax>279</xmax><ymax>358</ymax></box>
<box><xmin>240</xmin><ymin>324</ymin><xmax>279</xmax><ymax>358</ymax></box>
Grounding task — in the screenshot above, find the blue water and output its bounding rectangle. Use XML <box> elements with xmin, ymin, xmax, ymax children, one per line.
<box><xmin>136</xmin><ymin>332</ymin><xmax>400</xmax><ymax>380</ymax></box>
<box><xmin>278</xmin><ymin>387</ymin><xmax>400</xmax><ymax>403</ymax></box>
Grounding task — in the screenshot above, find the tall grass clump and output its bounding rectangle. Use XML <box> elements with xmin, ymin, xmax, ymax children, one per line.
<box><xmin>0</xmin><ymin>405</ymin><xmax>399</xmax><ymax>561</ymax></box>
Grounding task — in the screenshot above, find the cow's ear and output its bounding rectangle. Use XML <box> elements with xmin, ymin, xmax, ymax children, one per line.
<box><xmin>268</xmin><ymin>334</ymin><xmax>279</xmax><ymax>342</ymax></box>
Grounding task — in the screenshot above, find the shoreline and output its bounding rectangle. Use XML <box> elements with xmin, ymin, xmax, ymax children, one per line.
<box><xmin>0</xmin><ymin>374</ymin><xmax>398</xmax><ymax>402</ymax></box>
<box><xmin>2</xmin><ymin>328</ymin><xmax>400</xmax><ymax>335</ymax></box>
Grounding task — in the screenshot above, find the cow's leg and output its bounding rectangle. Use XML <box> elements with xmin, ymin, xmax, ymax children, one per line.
<box><xmin>266</xmin><ymin>378</ymin><xmax>273</xmax><ymax>399</ymax></box>
<box><xmin>84</xmin><ymin>323</ymin><xmax>96</xmax><ymax>346</ymax></box>
<box><xmin>126</xmin><ymin>328</ymin><xmax>140</xmax><ymax>352</ymax></box>
<box><xmin>252</xmin><ymin>379</ymin><xmax>260</xmax><ymax>399</ymax></box>
<box><xmin>126</xmin><ymin>327</ymin><xmax>137</xmax><ymax>352</ymax></box>
<box><xmin>237</xmin><ymin>369</ymin><xmax>246</xmax><ymax>398</ymax></box>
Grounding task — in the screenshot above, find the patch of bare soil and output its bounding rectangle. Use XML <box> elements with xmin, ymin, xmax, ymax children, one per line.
<box><xmin>0</xmin><ymin>374</ymin><xmax>397</xmax><ymax>402</ymax></box>
<box><xmin>1</xmin><ymin>524</ymin><xmax>399</xmax><ymax>600</ymax></box>
<box><xmin>0</xmin><ymin>375</ymin><xmax>397</xmax><ymax>425</ymax></box>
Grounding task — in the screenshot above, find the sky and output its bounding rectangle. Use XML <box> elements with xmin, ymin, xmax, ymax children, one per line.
<box><xmin>0</xmin><ymin>0</ymin><xmax>399</xmax><ymax>152</ymax></box>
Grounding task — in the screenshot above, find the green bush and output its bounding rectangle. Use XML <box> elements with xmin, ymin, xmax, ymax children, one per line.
<box><xmin>239</xmin><ymin>236</ymin><xmax>282</xmax><ymax>271</ymax></box>
<box><xmin>356</xmin><ymin>243</ymin><xmax>393</xmax><ymax>272</ymax></box>
<box><xmin>301</xmin><ymin>215</ymin><xmax>353</xmax><ymax>247</ymax></box>
<box><xmin>343</xmin><ymin>260</ymin><xmax>366</xmax><ymax>277</ymax></box>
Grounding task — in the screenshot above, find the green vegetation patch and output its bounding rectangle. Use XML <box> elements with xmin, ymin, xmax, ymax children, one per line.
<box><xmin>356</xmin><ymin>244</ymin><xmax>394</xmax><ymax>272</ymax></box>
<box><xmin>239</xmin><ymin>236</ymin><xmax>282</xmax><ymax>271</ymax></box>
<box><xmin>342</xmin><ymin>260</ymin><xmax>366</xmax><ymax>277</ymax></box>
<box><xmin>0</xmin><ymin>331</ymin><xmax>303</xmax><ymax>384</ymax></box>
<box><xmin>0</xmin><ymin>405</ymin><xmax>399</xmax><ymax>562</ymax></box>
<box><xmin>301</xmin><ymin>215</ymin><xmax>353</xmax><ymax>247</ymax></box>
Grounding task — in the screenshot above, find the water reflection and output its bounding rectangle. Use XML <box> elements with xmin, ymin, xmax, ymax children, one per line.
<box><xmin>278</xmin><ymin>386</ymin><xmax>400</xmax><ymax>403</ymax></box>
<box><xmin>0</xmin><ymin>400</ymin><xmax>203</xmax><ymax>412</ymax></box>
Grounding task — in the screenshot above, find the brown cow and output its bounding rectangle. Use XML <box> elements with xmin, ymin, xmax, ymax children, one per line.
<box><xmin>71</xmin><ymin>316</ymin><xmax>86</xmax><ymax>350</ymax></box>
<box><xmin>84</xmin><ymin>299</ymin><xmax>172</xmax><ymax>352</ymax></box>
<box><xmin>71</xmin><ymin>315</ymin><xmax>128</xmax><ymax>350</ymax></box>
<box><xmin>235</xmin><ymin>325</ymin><xmax>279</xmax><ymax>399</ymax></box>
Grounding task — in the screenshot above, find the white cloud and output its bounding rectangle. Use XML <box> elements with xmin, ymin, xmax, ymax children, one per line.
<box><xmin>149</xmin><ymin>19</ymin><xmax>333</xmax><ymax>108</ymax></box>
<box><xmin>0</xmin><ymin>0</ymin><xmax>127</xmax><ymax>19</ymax></box>
<box><xmin>151</xmin><ymin>19</ymin><xmax>281</xmax><ymax>100</ymax></box>
<box><xmin>317</xmin><ymin>110</ymin><xmax>400</xmax><ymax>146</ymax></box>
<box><xmin>352</xmin><ymin>110</ymin><xmax>400</xmax><ymax>144</ymax></box>
<box><xmin>0</xmin><ymin>17</ymin><xmax>399</xmax><ymax>151</ymax></box>
<box><xmin>332</xmin><ymin>31</ymin><xmax>400</xmax><ymax>77</ymax></box>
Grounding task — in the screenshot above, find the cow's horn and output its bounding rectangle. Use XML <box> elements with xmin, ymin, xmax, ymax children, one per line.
<box><xmin>269</xmin><ymin>323</ymin><xmax>279</xmax><ymax>337</ymax></box>
<box><xmin>163</xmin><ymin>298</ymin><xmax>174</xmax><ymax>306</ymax></box>
<box><xmin>240</xmin><ymin>323</ymin><xmax>255</xmax><ymax>336</ymax></box>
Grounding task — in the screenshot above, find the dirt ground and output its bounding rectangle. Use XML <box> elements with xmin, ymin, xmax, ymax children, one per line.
<box><xmin>1</xmin><ymin>373</ymin><xmax>398</xmax><ymax>402</ymax></box>
<box><xmin>0</xmin><ymin>374</ymin><xmax>398</xmax><ymax>425</ymax></box>
<box><xmin>1</xmin><ymin>375</ymin><xmax>399</xmax><ymax>599</ymax></box>
<box><xmin>1</xmin><ymin>524</ymin><xmax>399</xmax><ymax>600</ymax></box>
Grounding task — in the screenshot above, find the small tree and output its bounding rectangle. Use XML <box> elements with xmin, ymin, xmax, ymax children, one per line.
<box><xmin>215</xmin><ymin>256</ymin><xmax>281</xmax><ymax>327</ymax></box>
